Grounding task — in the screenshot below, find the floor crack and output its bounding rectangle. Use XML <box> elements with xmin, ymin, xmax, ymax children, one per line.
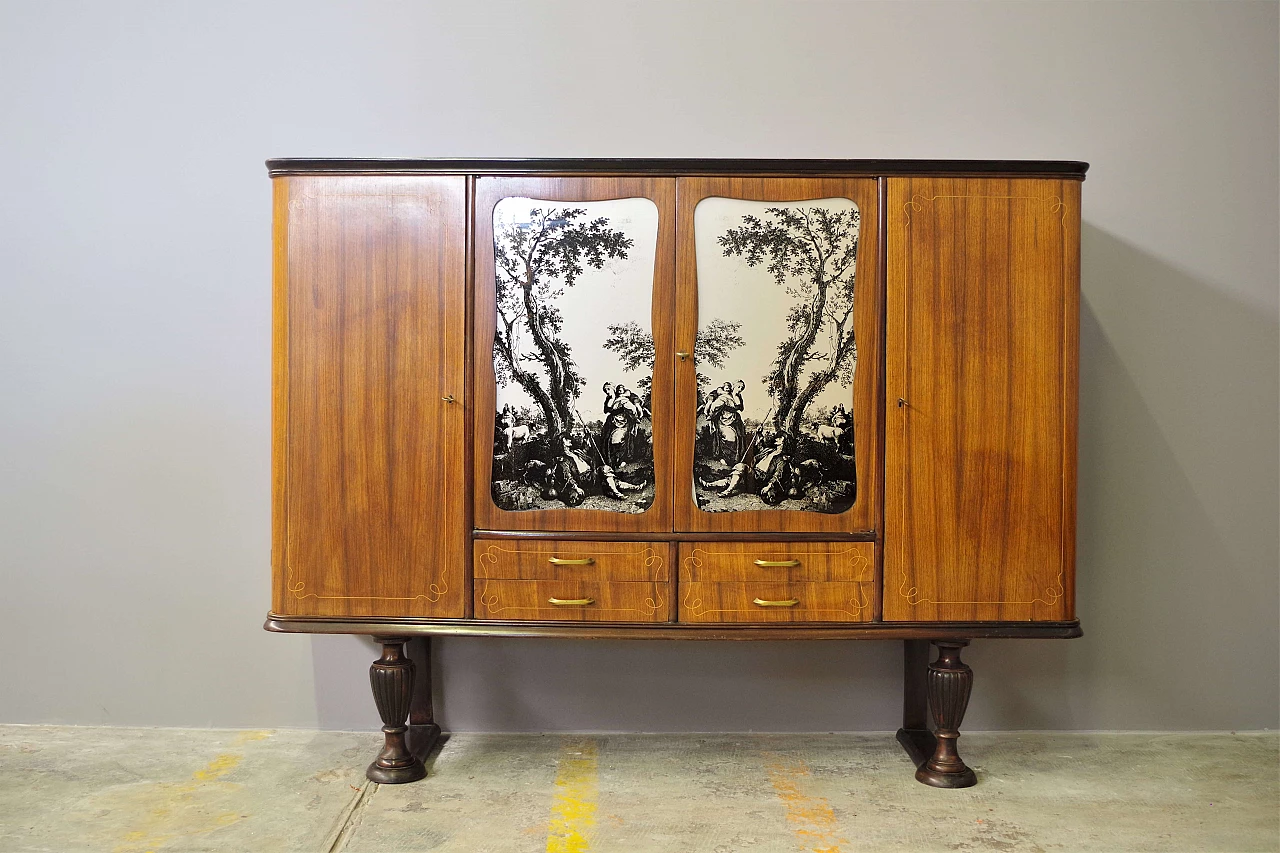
<box><xmin>326</xmin><ymin>779</ymin><xmax>376</xmax><ymax>853</ymax></box>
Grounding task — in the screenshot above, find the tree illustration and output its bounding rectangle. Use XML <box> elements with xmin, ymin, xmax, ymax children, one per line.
<box><xmin>719</xmin><ymin>205</ymin><xmax>859</xmax><ymax>446</ymax></box>
<box><xmin>493</xmin><ymin>207</ymin><xmax>633</xmax><ymax>483</ymax></box>
<box><xmin>604</xmin><ymin>317</ymin><xmax>745</xmax><ymax>396</ymax></box>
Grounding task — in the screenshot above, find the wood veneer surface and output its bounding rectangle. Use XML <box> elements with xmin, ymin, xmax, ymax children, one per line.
<box><xmin>474</xmin><ymin>539</ymin><xmax>671</xmax><ymax>582</ymax></box>
<box><xmin>678</xmin><ymin>541</ymin><xmax>874</xmax><ymax>583</ymax></box>
<box><xmin>680</xmin><ymin>582</ymin><xmax>874</xmax><ymax>623</ymax></box>
<box><xmin>273</xmin><ymin>175</ymin><xmax>468</xmax><ymax>618</ymax></box>
<box><xmin>268</xmin><ymin>164</ymin><xmax>1083</xmax><ymax>635</ymax></box>
<box><xmin>883</xmin><ymin>177</ymin><xmax>1079</xmax><ymax>622</ymax></box>
<box><xmin>475</xmin><ymin>579</ymin><xmax>671</xmax><ymax>623</ymax></box>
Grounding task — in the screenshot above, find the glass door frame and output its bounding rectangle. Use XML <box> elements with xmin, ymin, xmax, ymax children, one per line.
<box><xmin>673</xmin><ymin>177</ymin><xmax>883</xmax><ymax>535</ymax></box>
<box><xmin>472</xmin><ymin>176</ymin><xmax>677</xmax><ymax>533</ymax></box>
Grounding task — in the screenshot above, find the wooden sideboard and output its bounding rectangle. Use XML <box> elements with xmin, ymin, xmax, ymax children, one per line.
<box><xmin>265</xmin><ymin>158</ymin><xmax>1086</xmax><ymax>788</ymax></box>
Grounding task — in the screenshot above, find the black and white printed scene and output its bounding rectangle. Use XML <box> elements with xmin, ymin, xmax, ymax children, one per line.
<box><xmin>692</xmin><ymin>198</ymin><xmax>861</xmax><ymax>514</ymax></box>
<box><xmin>490</xmin><ymin>198</ymin><xmax>660</xmax><ymax>513</ymax></box>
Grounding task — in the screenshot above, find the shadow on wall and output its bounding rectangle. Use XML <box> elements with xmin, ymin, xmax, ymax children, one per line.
<box><xmin>309</xmin><ymin>222</ymin><xmax>1279</xmax><ymax>733</ymax></box>
<box><xmin>968</xmin><ymin>222</ymin><xmax>1278</xmax><ymax>731</ymax></box>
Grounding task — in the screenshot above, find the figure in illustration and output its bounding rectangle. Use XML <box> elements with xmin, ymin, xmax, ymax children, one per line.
<box><xmin>701</xmin><ymin>380</ymin><xmax>747</xmax><ymax>466</ymax></box>
<box><xmin>601</xmin><ymin>383</ymin><xmax>647</xmax><ymax>468</ymax></box>
<box><xmin>599</xmin><ymin>464</ymin><xmax>645</xmax><ymax>500</ymax></box>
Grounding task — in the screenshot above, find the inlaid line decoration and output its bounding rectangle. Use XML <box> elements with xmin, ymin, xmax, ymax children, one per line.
<box><xmin>903</xmin><ymin>194</ymin><xmax>1067</xmax><ymax>228</ymax></box>
<box><xmin>691</xmin><ymin>197</ymin><xmax>862</xmax><ymax>516</ymax></box>
<box><xmin>896</xmin><ymin>570</ymin><xmax>1064</xmax><ymax>609</ymax></box>
<box><xmin>488</xmin><ymin>197</ymin><xmax>660</xmax><ymax>515</ymax></box>
<box><xmin>285</xmin><ymin>562</ymin><xmax>448</xmax><ymax>603</ymax></box>
<box><xmin>282</xmin><ymin>189</ymin><xmax>460</xmax><ymax>608</ymax></box>
<box><xmin>897</xmin><ymin>191</ymin><xmax>1069</xmax><ymax>611</ymax></box>
<box><xmin>477</xmin><ymin>543</ymin><xmax>666</xmax><ymax>581</ymax></box>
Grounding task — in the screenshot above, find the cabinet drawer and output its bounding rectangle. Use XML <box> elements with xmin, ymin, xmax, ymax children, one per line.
<box><xmin>474</xmin><ymin>541</ymin><xmax>669</xmax><ymax>582</ymax></box>
<box><xmin>679</xmin><ymin>542</ymin><xmax>874</xmax><ymax>583</ymax></box>
<box><xmin>475</xmin><ymin>579</ymin><xmax>670</xmax><ymax>622</ymax></box>
<box><xmin>680</xmin><ymin>581</ymin><xmax>872</xmax><ymax>623</ymax></box>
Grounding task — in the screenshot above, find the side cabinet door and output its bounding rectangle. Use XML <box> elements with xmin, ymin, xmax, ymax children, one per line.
<box><xmin>884</xmin><ymin>177</ymin><xmax>1080</xmax><ymax>622</ymax></box>
<box><xmin>473</xmin><ymin>178</ymin><xmax>676</xmax><ymax>533</ymax></box>
<box><xmin>673</xmin><ymin>178</ymin><xmax>882</xmax><ymax>535</ymax></box>
<box><xmin>273</xmin><ymin>176</ymin><xmax>468</xmax><ymax>618</ymax></box>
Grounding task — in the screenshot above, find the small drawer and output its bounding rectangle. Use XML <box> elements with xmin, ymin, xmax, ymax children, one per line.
<box><xmin>475</xmin><ymin>579</ymin><xmax>670</xmax><ymax>622</ymax></box>
<box><xmin>474</xmin><ymin>540</ymin><xmax>669</xmax><ymax>582</ymax></box>
<box><xmin>680</xmin><ymin>581</ymin><xmax>873</xmax><ymax>623</ymax></box>
<box><xmin>679</xmin><ymin>542</ymin><xmax>874</xmax><ymax>583</ymax></box>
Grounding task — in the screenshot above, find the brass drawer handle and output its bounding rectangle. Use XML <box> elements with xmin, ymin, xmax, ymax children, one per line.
<box><xmin>548</xmin><ymin>557</ymin><xmax>595</xmax><ymax>566</ymax></box>
<box><xmin>754</xmin><ymin>559</ymin><xmax>801</xmax><ymax>567</ymax></box>
<box><xmin>548</xmin><ymin>597</ymin><xmax>595</xmax><ymax>607</ymax></box>
<box><xmin>753</xmin><ymin>597</ymin><xmax>800</xmax><ymax>607</ymax></box>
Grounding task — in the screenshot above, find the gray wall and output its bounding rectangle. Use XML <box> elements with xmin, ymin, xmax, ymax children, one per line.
<box><xmin>2</xmin><ymin>1</ymin><xmax>1276</xmax><ymax>733</ymax></box>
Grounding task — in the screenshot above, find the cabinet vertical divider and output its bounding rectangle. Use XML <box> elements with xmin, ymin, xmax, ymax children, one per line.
<box><xmin>462</xmin><ymin>174</ymin><xmax>476</xmax><ymax>618</ymax></box>
<box><xmin>874</xmin><ymin>176</ymin><xmax>888</xmax><ymax>623</ymax></box>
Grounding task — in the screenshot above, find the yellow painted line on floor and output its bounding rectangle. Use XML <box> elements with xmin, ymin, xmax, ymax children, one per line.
<box><xmin>232</xmin><ymin>729</ymin><xmax>273</xmax><ymax>745</ymax></box>
<box><xmin>546</xmin><ymin>739</ymin><xmax>599</xmax><ymax>853</ymax></box>
<box><xmin>112</xmin><ymin>749</ymin><xmax>248</xmax><ymax>853</ymax></box>
<box><xmin>191</xmin><ymin>752</ymin><xmax>243</xmax><ymax>782</ymax></box>
<box><xmin>765</xmin><ymin>753</ymin><xmax>849</xmax><ymax>853</ymax></box>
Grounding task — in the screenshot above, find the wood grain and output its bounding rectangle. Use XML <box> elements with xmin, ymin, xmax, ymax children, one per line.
<box><xmin>674</xmin><ymin>178</ymin><xmax>882</xmax><ymax>535</ymax></box>
<box><xmin>472</xmin><ymin>177</ymin><xmax>676</xmax><ymax>533</ymax></box>
<box><xmin>680</xmin><ymin>582</ymin><xmax>873</xmax><ymax>623</ymax></box>
<box><xmin>273</xmin><ymin>175</ymin><xmax>468</xmax><ymax>618</ymax></box>
<box><xmin>475</xmin><ymin>579</ymin><xmax>671</xmax><ymax>622</ymax></box>
<box><xmin>678</xmin><ymin>542</ymin><xmax>874</xmax><ymax>583</ymax></box>
<box><xmin>883</xmin><ymin>177</ymin><xmax>1080</xmax><ymax>622</ymax></box>
<box><xmin>270</xmin><ymin>178</ymin><xmax>291</xmax><ymax>613</ymax></box>
<box><xmin>474</xmin><ymin>540</ymin><xmax>671</xmax><ymax>582</ymax></box>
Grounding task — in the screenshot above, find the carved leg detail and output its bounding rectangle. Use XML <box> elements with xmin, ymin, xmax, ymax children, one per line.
<box><xmin>916</xmin><ymin>640</ymin><xmax>978</xmax><ymax>789</ymax></box>
<box><xmin>366</xmin><ymin>638</ymin><xmax>427</xmax><ymax>784</ymax></box>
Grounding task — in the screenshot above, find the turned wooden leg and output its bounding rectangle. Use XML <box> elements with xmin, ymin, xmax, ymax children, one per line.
<box><xmin>366</xmin><ymin>638</ymin><xmax>427</xmax><ymax>784</ymax></box>
<box><xmin>895</xmin><ymin>639</ymin><xmax>937</xmax><ymax>768</ymax></box>
<box><xmin>915</xmin><ymin>640</ymin><xmax>978</xmax><ymax>788</ymax></box>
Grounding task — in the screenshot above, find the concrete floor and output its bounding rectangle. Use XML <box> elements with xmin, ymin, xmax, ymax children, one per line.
<box><xmin>0</xmin><ymin>727</ymin><xmax>1275</xmax><ymax>852</ymax></box>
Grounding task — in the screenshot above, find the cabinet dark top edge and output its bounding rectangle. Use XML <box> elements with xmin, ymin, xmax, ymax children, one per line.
<box><xmin>265</xmin><ymin>157</ymin><xmax>1089</xmax><ymax>179</ymax></box>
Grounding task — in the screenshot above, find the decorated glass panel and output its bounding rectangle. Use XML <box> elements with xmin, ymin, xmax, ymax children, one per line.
<box><xmin>490</xmin><ymin>197</ymin><xmax>659</xmax><ymax>513</ymax></box>
<box><xmin>692</xmin><ymin>197</ymin><xmax>861</xmax><ymax>514</ymax></box>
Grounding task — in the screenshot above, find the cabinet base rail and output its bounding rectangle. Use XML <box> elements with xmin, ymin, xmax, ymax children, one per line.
<box><xmin>268</xmin><ymin>615</ymin><xmax>1081</xmax><ymax>641</ymax></box>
